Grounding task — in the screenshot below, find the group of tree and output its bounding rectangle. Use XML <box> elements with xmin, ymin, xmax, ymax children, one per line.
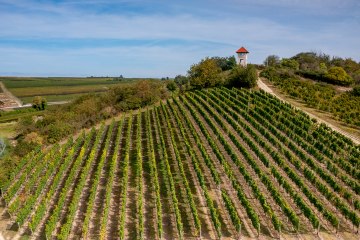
<box><xmin>264</xmin><ymin>52</ymin><xmax>360</xmax><ymax>86</ymax></box>
<box><xmin>167</xmin><ymin>55</ymin><xmax>257</xmax><ymax>92</ymax></box>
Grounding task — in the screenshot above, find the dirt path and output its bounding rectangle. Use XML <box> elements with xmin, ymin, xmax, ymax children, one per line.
<box><xmin>257</xmin><ymin>78</ymin><xmax>360</xmax><ymax>145</ymax></box>
<box><xmin>0</xmin><ymin>82</ymin><xmax>22</xmax><ymax>108</ymax></box>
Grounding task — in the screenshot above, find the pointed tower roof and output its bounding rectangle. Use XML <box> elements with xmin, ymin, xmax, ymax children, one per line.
<box><xmin>236</xmin><ymin>47</ymin><xmax>249</xmax><ymax>53</ymax></box>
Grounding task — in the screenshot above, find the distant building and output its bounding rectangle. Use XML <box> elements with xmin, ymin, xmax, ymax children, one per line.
<box><xmin>236</xmin><ymin>46</ymin><xmax>249</xmax><ymax>67</ymax></box>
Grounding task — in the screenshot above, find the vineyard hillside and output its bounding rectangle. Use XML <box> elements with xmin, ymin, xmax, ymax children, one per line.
<box><xmin>1</xmin><ymin>87</ymin><xmax>359</xmax><ymax>240</ymax></box>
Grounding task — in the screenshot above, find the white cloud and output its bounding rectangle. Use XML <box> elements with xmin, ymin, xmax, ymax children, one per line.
<box><xmin>0</xmin><ymin>0</ymin><xmax>359</xmax><ymax>76</ymax></box>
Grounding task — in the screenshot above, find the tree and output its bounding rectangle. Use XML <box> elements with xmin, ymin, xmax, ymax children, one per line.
<box><xmin>264</xmin><ymin>55</ymin><xmax>280</xmax><ymax>67</ymax></box>
<box><xmin>166</xmin><ymin>81</ymin><xmax>177</xmax><ymax>92</ymax></box>
<box><xmin>32</xmin><ymin>96</ymin><xmax>47</xmax><ymax>111</ymax></box>
<box><xmin>324</xmin><ymin>66</ymin><xmax>353</xmax><ymax>85</ymax></box>
<box><xmin>188</xmin><ymin>58</ymin><xmax>223</xmax><ymax>89</ymax></box>
<box><xmin>281</xmin><ymin>58</ymin><xmax>299</xmax><ymax>70</ymax></box>
<box><xmin>211</xmin><ymin>56</ymin><xmax>237</xmax><ymax>71</ymax></box>
<box><xmin>291</xmin><ymin>52</ymin><xmax>319</xmax><ymax>70</ymax></box>
<box><xmin>226</xmin><ymin>64</ymin><xmax>257</xmax><ymax>88</ymax></box>
<box><xmin>174</xmin><ymin>75</ymin><xmax>188</xmax><ymax>86</ymax></box>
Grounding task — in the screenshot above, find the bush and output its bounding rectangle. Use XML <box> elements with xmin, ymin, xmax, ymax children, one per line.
<box><xmin>281</xmin><ymin>58</ymin><xmax>299</xmax><ymax>70</ymax></box>
<box><xmin>166</xmin><ymin>81</ymin><xmax>177</xmax><ymax>92</ymax></box>
<box><xmin>174</xmin><ymin>75</ymin><xmax>189</xmax><ymax>91</ymax></box>
<box><xmin>226</xmin><ymin>65</ymin><xmax>257</xmax><ymax>88</ymax></box>
<box><xmin>13</xmin><ymin>140</ymin><xmax>40</xmax><ymax>157</ymax></box>
<box><xmin>352</xmin><ymin>86</ymin><xmax>360</xmax><ymax>96</ymax></box>
<box><xmin>32</xmin><ymin>96</ymin><xmax>47</xmax><ymax>111</ymax></box>
<box><xmin>188</xmin><ymin>58</ymin><xmax>223</xmax><ymax>89</ymax></box>
<box><xmin>324</xmin><ymin>66</ymin><xmax>353</xmax><ymax>86</ymax></box>
<box><xmin>46</xmin><ymin>122</ymin><xmax>73</xmax><ymax>144</ymax></box>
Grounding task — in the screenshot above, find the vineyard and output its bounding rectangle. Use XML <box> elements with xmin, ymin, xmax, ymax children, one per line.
<box><xmin>1</xmin><ymin>87</ymin><xmax>359</xmax><ymax>239</ymax></box>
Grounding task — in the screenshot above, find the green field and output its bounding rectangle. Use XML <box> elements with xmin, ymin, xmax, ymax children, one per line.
<box><xmin>0</xmin><ymin>105</ymin><xmax>58</xmax><ymax>123</ymax></box>
<box><xmin>0</xmin><ymin>77</ymin><xmax>156</xmax><ymax>103</ymax></box>
<box><xmin>20</xmin><ymin>93</ymin><xmax>95</xmax><ymax>104</ymax></box>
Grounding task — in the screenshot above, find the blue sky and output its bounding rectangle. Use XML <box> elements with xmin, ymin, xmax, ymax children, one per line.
<box><xmin>0</xmin><ymin>0</ymin><xmax>359</xmax><ymax>77</ymax></box>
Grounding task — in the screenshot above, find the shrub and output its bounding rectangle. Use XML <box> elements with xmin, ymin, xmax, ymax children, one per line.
<box><xmin>352</xmin><ymin>86</ymin><xmax>360</xmax><ymax>96</ymax></box>
<box><xmin>281</xmin><ymin>58</ymin><xmax>299</xmax><ymax>70</ymax></box>
<box><xmin>166</xmin><ymin>81</ymin><xmax>177</xmax><ymax>92</ymax></box>
<box><xmin>32</xmin><ymin>96</ymin><xmax>47</xmax><ymax>111</ymax></box>
<box><xmin>226</xmin><ymin>65</ymin><xmax>257</xmax><ymax>88</ymax></box>
<box><xmin>46</xmin><ymin>122</ymin><xmax>73</xmax><ymax>144</ymax></box>
<box><xmin>324</xmin><ymin>67</ymin><xmax>353</xmax><ymax>86</ymax></box>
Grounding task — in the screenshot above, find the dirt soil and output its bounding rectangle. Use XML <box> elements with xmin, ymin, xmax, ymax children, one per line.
<box><xmin>257</xmin><ymin>78</ymin><xmax>360</xmax><ymax>145</ymax></box>
<box><xmin>0</xmin><ymin>82</ymin><xmax>22</xmax><ymax>109</ymax></box>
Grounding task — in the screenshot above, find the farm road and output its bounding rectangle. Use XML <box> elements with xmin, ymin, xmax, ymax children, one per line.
<box><xmin>258</xmin><ymin>78</ymin><xmax>360</xmax><ymax>145</ymax></box>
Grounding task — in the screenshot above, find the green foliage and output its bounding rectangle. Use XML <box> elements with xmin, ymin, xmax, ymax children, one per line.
<box><xmin>264</xmin><ymin>55</ymin><xmax>280</xmax><ymax>67</ymax></box>
<box><xmin>319</xmin><ymin>62</ymin><xmax>328</xmax><ymax>73</ymax></box>
<box><xmin>261</xmin><ymin>67</ymin><xmax>360</xmax><ymax>126</ymax></box>
<box><xmin>281</xmin><ymin>58</ymin><xmax>299</xmax><ymax>70</ymax></box>
<box><xmin>353</xmin><ymin>70</ymin><xmax>360</xmax><ymax>84</ymax></box>
<box><xmin>324</xmin><ymin>66</ymin><xmax>354</xmax><ymax>85</ymax></box>
<box><xmin>166</xmin><ymin>81</ymin><xmax>177</xmax><ymax>92</ymax></box>
<box><xmin>32</xmin><ymin>96</ymin><xmax>47</xmax><ymax>110</ymax></box>
<box><xmin>17</xmin><ymin>80</ymin><xmax>168</xmax><ymax>146</ymax></box>
<box><xmin>174</xmin><ymin>75</ymin><xmax>189</xmax><ymax>91</ymax></box>
<box><xmin>291</xmin><ymin>52</ymin><xmax>328</xmax><ymax>71</ymax></box>
<box><xmin>13</xmin><ymin>140</ymin><xmax>40</xmax><ymax>157</ymax></box>
<box><xmin>46</xmin><ymin>122</ymin><xmax>73</xmax><ymax>144</ymax></box>
<box><xmin>188</xmin><ymin>58</ymin><xmax>223</xmax><ymax>89</ymax></box>
<box><xmin>352</xmin><ymin>86</ymin><xmax>360</xmax><ymax>96</ymax></box>
<box><xmin>211</xmin><ymin>56</ymin><xmax>237</xmax><ymax>71</ymax></box>
<box><xmin>0</xmin><ymin>142</ymin><xmax>21</xmax><ymax>188</ymax></box>
<box><xmin>289</xmin><ymin>52</ymin><xmax>360</xmax><ymax>84</ymax></box>
<box><xmin>174</xmin><ymin>75</ymin><xmax>189</xmax><ymax>86</ymax></box>
<box><xmin>263</xmin><ymin>51</ymin><xmax>360</xmax><ymax>86</ymax></box>
<box><xmin>108</xmin><ymin>80</ymin><xmax>168</xmax><ymax>111</ymax></box>
<box><xmin>227</xmin><ymin>65</ymin><xmax>257</xmax><ymax>88</ymax></box>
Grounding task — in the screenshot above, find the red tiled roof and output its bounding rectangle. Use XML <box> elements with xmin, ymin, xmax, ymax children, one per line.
<box><xmin>236</xmin><ymin>47</ymin><xmax>249</xmax><ymax>53</ymax></box>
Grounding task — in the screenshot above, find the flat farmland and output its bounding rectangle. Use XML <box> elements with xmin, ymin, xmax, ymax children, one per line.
<box><xmin>0</xmin><ymin>88</ymin><xmax>359</xmax><ymax>239</ymax></box>
<box><xmin>0</xmin><ymin>77</ymin><xmax>149</xmax><ymax>103</ymax></box>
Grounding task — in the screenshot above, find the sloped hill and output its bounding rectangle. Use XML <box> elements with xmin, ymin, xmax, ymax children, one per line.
<box><xmin>1</xmin><ymin>88</ymin><xmax>359</xmax><ymax>239</ymax></box>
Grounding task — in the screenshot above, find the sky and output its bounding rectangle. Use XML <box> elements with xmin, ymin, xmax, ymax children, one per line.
<box><xmin>0</xmin><ymin>0</ymin><xmax>359</xmax><ymax>77</ymax></box>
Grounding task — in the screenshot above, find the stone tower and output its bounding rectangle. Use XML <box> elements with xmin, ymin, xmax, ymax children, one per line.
<box><xmin>236</xmin><ymin>46</ymin><xmax>249</xmax><ymax>67</ymax></box>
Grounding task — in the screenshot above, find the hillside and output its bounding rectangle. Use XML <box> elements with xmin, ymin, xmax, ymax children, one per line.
<box><xmin>1</xmin><ymin>88</ymin><xmax>359</xmax><ymax>239</ymax></box>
